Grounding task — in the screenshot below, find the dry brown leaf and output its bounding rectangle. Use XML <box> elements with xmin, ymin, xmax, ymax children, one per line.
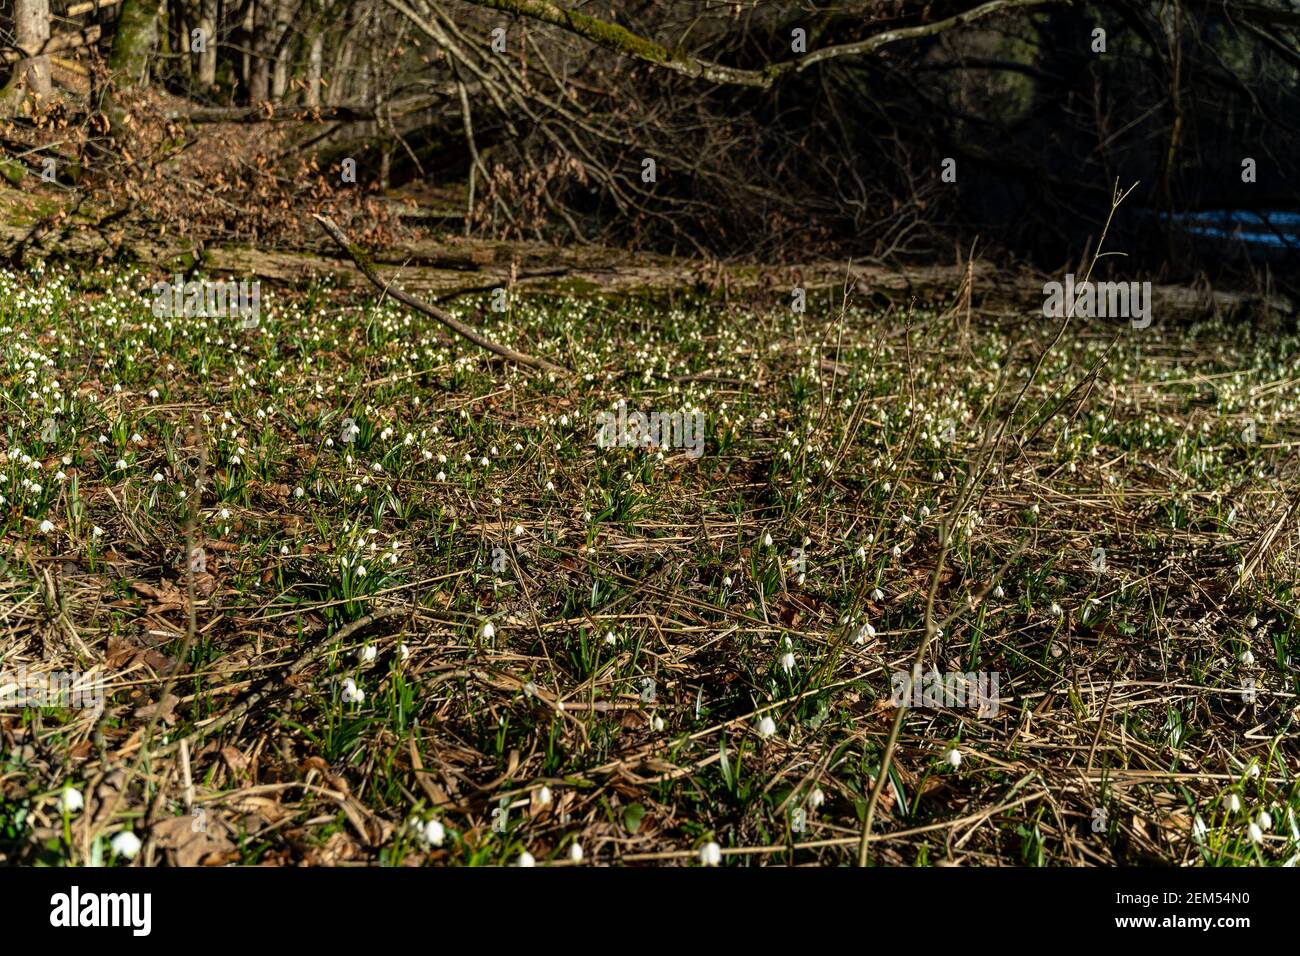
<box><xmin>151</xmin><ymin>814</ymin><xmax>237</xmax><ymax>867</ymax></box>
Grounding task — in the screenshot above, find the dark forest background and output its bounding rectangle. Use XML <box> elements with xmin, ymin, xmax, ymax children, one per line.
<box><xmin>1</xmin><ymin>1</ymin><xmax>1297</xmax><ymax>281</ymax></box>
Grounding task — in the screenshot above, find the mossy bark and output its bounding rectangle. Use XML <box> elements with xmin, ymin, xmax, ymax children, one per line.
<box><xmin>109</xmin><ymin>0</ymin><xmax>165</xmax><ymax>85</ymax></box>
<box><xmin>105</xmin><ymin>0</ymin><xmax>165</xmax><ymax>135</ymax></box>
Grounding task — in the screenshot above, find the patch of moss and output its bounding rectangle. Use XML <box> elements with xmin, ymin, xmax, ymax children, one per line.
<box><xmin>0</xmin><ymin>159</ymin><xmax>25</xmax><ymax>188</ymax></box>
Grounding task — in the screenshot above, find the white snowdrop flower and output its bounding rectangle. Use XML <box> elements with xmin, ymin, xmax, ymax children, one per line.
<box><xmin>219</xmin><ymin>508</ymin><xmax>230</xmax><ymax>519</ymax></box>
<box><xmin>59</xmin><ymin>787</ymin><xmax>84</xmax><ymax>814</ymax></box>
<box><xmin>1248</xmin><ymin>823</ymin><xmax>1264</xmax><ymax>844</ymax></box>
<box><xmin>38</xmin><ymin>520</ymin><xmax>54</xmax><ymax>534</ymax></box>
<box><xmin>933</xmin><ymin>471</ymin><xmax>944</xmax><ymax>482</ymax></box>
<box><xmin>854</xmin><ymin>622</ymin><xmax>876</xmax><ymax>645</ymax></box>
<box><xmin>545</xmin><ymin>481</ymin><xmax>555</xmax><ymax>492</ymax></box>
<box><xmin>110</xmin><ymin>831</ymin><xmax>142</xmax><ymax>859</ymax></box>
<box><xmin>604</xmin><ymin>631</ymin><xmax>616</xmax><ymax>646</ymax></box>
<box><xmin>942</xmin><ymin>747</ymin><xmax>962</xmax><ymax>768</ymax></box>
<box><xmin>1030</xmin><ymin>503</ymin><xmax>1040</xmax><ymax>515</ymax></box>
<box><xmin>115</xmin><ymin>459</ymin><xmax>128</xmax><ymax>470</ymax></box>
<box><xmin>1240</xmin><ymin>650</ymin><xmax>1255</xmax><ymax>666</ymax></box>
<box><xmin>779</xmin><ymin>652</ymin><xmax>796</xmax><ymax>673</ymax></box>
<box><xmin>422</xmin><ymin>449</ymin><xmax>433</xmax><ymax>460</ymax></box>
<box><xmin>722</xmin><ymin>575</ymin><xmax>732</xmax><ymax>587</ymax></box>
<box><xmin>855</xmin><ymin>546</ymin><xmax>866</xmax><ymax>560</ymax></box>
<box><xmin>762</xmin><ymin>532</ymin><xmax>773</xmax><ymax>547</ymax></box>
<box><xmin>422</xmin><ymin>819</ymin><xmax>445</xmax><ymax>847</ymax></box>
<box><xmin>993</xmin><ymin>585</ymin><xmax>1005</xmax><ymax>598</ymax></box>
<box><xmin>54</xmin><ymin>470</ymin><xmax>66</xmax><ymax>483</ymax></box>
<box><xmin>808</xmin><ymin>788</ymin><xmax>825</xmax><ymax>809</ymax></box>
<box><xmin>479</xmin><ymin>457</ymin><xmax>489</xmax><ymax>467</ymax></box>
<box><xmin>280</xmin><ymin>544</ymin><xmax>290</xmax><ymax>555</ymax></box>
<box><xmin>358</xmin><ymin>644</ymin><xmax>377</xmax><ymax>665</ymax></box>
<box><xmin>870</xmin><ymin>588</ymin><xmax>884</xmax><ymax>602</ymax></box>
<box><xmin>1257</xmin><ymin>810</ymin><xmax>1273</xmax><ymax>831</ymax></box>
<box><xmin>559</xmin><ymin>415</ymin><xmax>569</xmax><ymax>427</ymax></box>
<box><xmin>152</xmin><ymin>472</ymin><xmax>164</xmax><ymax>483</ymax></box>
<box><xmin>1246</xmin><ymin>615</ymin><xmax>1258</xmax><ymax>629</ymax></box>
<box><xmin>514</xmin><ymin>524</ymin><xmax>525</xmax><ymax>536</ymax></box>
<box><xmin>1191</xmin><ymin>816</ymin><xmax>1208</xmax><ymax>843</ymax></box>
<box><xmin>92</xmin><ymin>526</ymin><xmax>104</xmax><ymax>538</ymax></box>
<box><xmin>479</xmin><ymin>620</ymin><xmax>496</xmax><ymax>641</ymax></box>
<box><xmin>1050</xmin><ymin>602</ymin><xmax>1063</xmax><ymax>617</ymax></box>
<box><xmin>1225</xmin><ymin>793</ymin><xmax>1242</xmax><ymax>813</ymax></box>
<box><xmin>534</xmin><ymin>786</ymin><xmax>553</xmax><ymax>808</ymax></box>
<box><xmin>355</xmin><ymin>564</ymin><xmax>367</xmax><ymax>578</ymax></box>
<box><xmin>650</xmin><ymin>715</ymin><xmax>664</xmax><ymax>732</ymax></box>
<box><xmin>399</xmin><ymin>643</ymin><xmax>411</xmax><ymax>662</ymax></box>
<box><xmin>517</xmin><ymin>851</ymin><xmax>535</xmax><ymax>868</ymax></box>
<box><xmin>757</xmin><ymin>715</ymin><xmax>777</xmax><ymax>738</ymax></box>
<box><xmin>920</xmin><ymin>505</ymin><xmax>930</xmax><ymax>518</ymax></box>
<box><xmin>294</xmin><ymin>486</ymin><xmax>304</xmax><ymax>498</ymax></box>
<box><xmin>437</xmin><ymin>454</ymin><xmax>447</xmax><ymax>464</ymax></box>
<box><xmin>334</xmin><ymin>674</ymin><xmax>365</xmax><ymax>702</ymax></box>
<box><xmin>1246</xmin><ymin>763</ymin><xmax>1260</xmax><ymax>779</ymax></box>
<box><xmin>131</xmin><ymin>433</ymin><xmax>143</xmax><ymax>444</ymax></box>
<box><xmin>569</xmin><ymin>841</ymin><xmax>584</xmax><ymax>863</ymax></box>
<box><xmin>698</xmin><ymin>842</ymin><xmax>722</xmax><ymax>867</ymax></box>
<box><xmin>436</xmin><ymin>471</ymin><xmax>446</xmax><ymax>481</ymax></box>
<box><xmin>891</xmin><ymin>545</ymin><xmax>902</xmax><ymax>559</ymax></box>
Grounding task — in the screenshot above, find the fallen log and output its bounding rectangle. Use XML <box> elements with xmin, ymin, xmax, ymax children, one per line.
<box><xmin>313</xmin><ymin>214</ymin><xmax>571</xmax><ymax>376</ymax></box>
<box><xmin>0</xmin><ymin>26</ymin><xmax>102</xmax><ymax>64</ymax></box>
<box><xmin>166</xmin><ymin>96</ymin><xmax>440</xmax><ymax>124</ymax></box>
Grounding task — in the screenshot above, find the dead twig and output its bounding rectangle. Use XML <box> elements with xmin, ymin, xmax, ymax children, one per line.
<box><xmin>313</xmin><ymin>214</ymin><xmax>571</xmax><ymax>376</ymax></box>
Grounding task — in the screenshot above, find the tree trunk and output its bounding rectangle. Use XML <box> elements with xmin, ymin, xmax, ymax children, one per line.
<box><xmin>240</xmin><ymin>1</ymin><xmax>253</xmax><ymax>94</ymax></box>
<box><xmin>14</xmin><ymin>0</ymin><xmax>53</xmax><ymax>103</ymax></box>
<box><xmin>248</xmin><ymin>0</ymin><xmax>274</xmax><ymax>104</ymax></box>
<box><xmin>109</xmin><ymin>0</ymin><xmax>165</xmax><ymax>86</ymax></box>
<box><xmin>197</xmin><ymin>0</ymin><xmax>218</xmax><ymax>89</ymax></box>
<box><xmin>305</xmin><ymin>29</ymin><xmax>323</xmax><ymax>106</ymax></box>
<box><xmin>270</xmin><ymin>0</ymin><xmax>298</xmax><ymax>103</ymax></box>
<box><xmin>171</xmin><ymin>0</ymin><xmax>192</xmax><ymax>81</ymax></box>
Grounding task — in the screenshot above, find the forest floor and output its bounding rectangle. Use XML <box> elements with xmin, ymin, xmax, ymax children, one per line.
<box><xmin>1</xmin><ymin>243</ymin><xmax>1299</xmax><ymax>866</ymax></box>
